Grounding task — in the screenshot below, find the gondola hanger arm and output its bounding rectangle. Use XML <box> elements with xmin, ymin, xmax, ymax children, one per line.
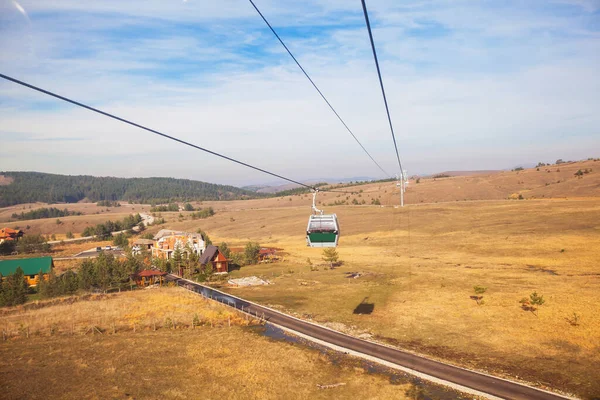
<box><xmin>312</xmin><ymin>190</ymin><xmax>323</xmax><ymax>215</ymax></box>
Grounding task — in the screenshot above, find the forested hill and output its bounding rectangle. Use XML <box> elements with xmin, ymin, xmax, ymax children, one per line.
<box><xmin>0</xmin><ymin>171</ymin><xmax>267</xmax><ymax>207</ymax></box>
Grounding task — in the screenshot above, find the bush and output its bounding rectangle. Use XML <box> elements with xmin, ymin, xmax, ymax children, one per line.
<box><xmin>244</xmin><ymin>242</ymin><xmax>261</xmax><ymax>265</ymax></box>
<box><xmin>66</xmin><ymin>231</ymin><xmax>74</xmax><ymax>239</ymax></box>
<box><xmin>472</xmin><ymin>286</ymin><xmax>487</xmax><ymax>305</ymax></box>
<box><xmin>0</xmin><ymin>241</ymin><xmax>16</xmax><ymax>256</ymax></box>
<box><xmin>219</xmin><ymin>242</ymin><xmax>231</xmax><ymax>259</ymax></box>
<box><xmin>191</xmin><ymin>207</ymin><xmax>215</xmax><ymax>220</ymax></box>
<box><xmin>16</xmin><ymin>234</ymin><xmax>50</xmax><ymax>254</ymax></box>
<box><xmin>112</xmin><ymin>232</ymin><xmax>129</xmax><ymax>248</ymax></box>
<box><xmin>519</xmin><ymin>291</ymin><xmax>546</xmax><ymax>316</ymax></box>
<box><xmin>322</xmin><ymin>248</ymin><xmax>339</xmax><ymax>269</ymax></box>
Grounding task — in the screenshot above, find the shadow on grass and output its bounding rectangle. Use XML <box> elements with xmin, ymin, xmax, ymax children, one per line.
<box><xmin>353</xmin><ymin>297</ymin><xmax>375</xmax><ymax>315</ymax></box>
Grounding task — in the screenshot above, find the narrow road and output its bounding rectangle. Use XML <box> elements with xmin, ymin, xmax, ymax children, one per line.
<box><xmin>169</xmin><ymin>275</ymin><xmax>570</xmax><ymax>400</ymax></box>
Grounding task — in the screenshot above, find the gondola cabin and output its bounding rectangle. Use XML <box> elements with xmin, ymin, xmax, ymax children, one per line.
<box><xmin>306</xmin><ymin>214</ymin><xmax>339</xmax><ymax>247</ymax></box>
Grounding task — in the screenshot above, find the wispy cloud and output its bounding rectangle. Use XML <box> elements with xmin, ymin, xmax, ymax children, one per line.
<box><xmin>0</xmin><ymin>0</ymin><xmax>598</xmax><ymax>183</ymax></box>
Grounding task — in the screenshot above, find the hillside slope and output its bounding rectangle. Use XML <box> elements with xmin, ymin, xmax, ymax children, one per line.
<box><xmin>0</xmin><ymin>172</ymin><xmax>266</xmax><ymax>207</ymax></box>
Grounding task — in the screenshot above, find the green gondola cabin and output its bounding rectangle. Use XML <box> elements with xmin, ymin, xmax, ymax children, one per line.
<box><xmin>0</xmin><ymin>256</ymin><xmax>54</xmax><ymax>286</ymax></box>
<box><xmin>306</xmin><ymin>214</ymin><xmax>340</xmax><ymax>247</ymax></box>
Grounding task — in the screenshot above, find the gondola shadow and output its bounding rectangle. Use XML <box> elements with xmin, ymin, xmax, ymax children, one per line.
<box><xmin>353</xmin><ymin>297</ymin><xmax>375</xmax><ymax>315</ymax></box>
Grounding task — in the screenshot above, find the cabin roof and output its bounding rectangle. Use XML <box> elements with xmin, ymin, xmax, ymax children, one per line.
<box><xmin>133</xmin><ymin>239</ymin><xmax>155</xmax><ymax>245</ymax></box>
<box><xmin>137</xmin><ymin>269</ymin><xmax>167</xmax><ymax>277</ymax></box>
<box><xmin>0</xmin><ymin>257</ymin><xmax>53</xmax><ymax>276</ymax></box>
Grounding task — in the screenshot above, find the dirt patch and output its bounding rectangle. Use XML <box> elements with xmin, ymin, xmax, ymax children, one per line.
<box><xmin>0</xmin><ymin>175</ymin><xmax>14</xmax><ymax>186</ymax></box>
<box><xmin>526</xmin><ymin>265</ymin><xmax>559</xmax><ymax>275</ymax></box>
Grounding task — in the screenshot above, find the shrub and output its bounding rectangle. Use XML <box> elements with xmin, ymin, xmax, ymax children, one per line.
<box><xmin>565</xmin><ymin>312</ymin><xmax>580</xmax><ymax>327</ymax></box>
<box><xmin>519</xmin><ymin>291</ymin><xmax>546</xmax><ymax>316</ymax></box>
<box><xmin>112</xmin><ymin>232</ymin><xmax>129</xmax><ymax>248</ymax></box>
<box><xmin>322</xmin><ymin>248</ymin><xmax>339</xmax><ymax>269</ymax></box>
<box><xmin>471</xmin><ymin>286</ymin><xmax>487</xmax><ymax>305</ymax></box>
<box><xmin>16</xmin><ymin>234</ymin><xmax>50</xmax><ymax>254</ymax></box>
<box><xmin>244</xmin><ymin>242</ymin><xmax>261</xmax><ymax>265</ymax></box>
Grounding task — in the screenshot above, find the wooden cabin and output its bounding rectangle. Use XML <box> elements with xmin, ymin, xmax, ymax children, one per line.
<box><xmin>199</xmin><ymin>245</ymin><xmax>229</xmax><ymax>273</ymax></box>
<box><xmin>132</xmin><ymin>269</ymin><xmax>167</xmax><ymax>287</ymax></box>
<box><xmin>0</xmin><ymin>227</ymin><xmax>24</xmax><ymax>244</ymax></box>
<box><xmin>0</xmin><ymin>256</ymin><xmax>54</xmax><ymax>286</ymax></box>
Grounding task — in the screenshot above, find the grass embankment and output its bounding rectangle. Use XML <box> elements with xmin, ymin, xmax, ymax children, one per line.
<box><xmin>0</xmin><ymin>288</ymin><xmax>464</xmax><ymax>400</ymax></box>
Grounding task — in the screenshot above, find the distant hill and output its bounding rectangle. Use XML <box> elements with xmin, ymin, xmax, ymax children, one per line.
<box><xmin>0</xmin><ymin>171</ymin><xmax>267</xmax><ymax>207</ymax></box>
<box><xmin>426</xmin><ymin>170</ymin><xmax>501</xmax><ymax>177</ymax></box>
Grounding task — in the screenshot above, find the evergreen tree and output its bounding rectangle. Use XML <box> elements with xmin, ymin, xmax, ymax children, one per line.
<box><xmin>322</xmin><ymin>248</ymin><xmax>340</xmax><ymax>269</ymax></box>
<box><xmin>78</xmin><ymin>259</ymin><xmax>96</xmax><ymax>290</ymax></box>
<box><xmin>60</xmin><ymin>271</ymin><xmax>79</xmax><ymax>295</ymax></box>
<box><xmin>95</xmin><ymin>253</ymin><xmax>114</xmax><ymax>292</ymax></box>
<box><xmin>36</xmin><ymin>269</ymin><xmax>49</xmax><ymax>298</ymax></box>
<box><xmin>1</xmin><ymin>267</ymin><xmax>28</xmax><ymax>306</ymax></box>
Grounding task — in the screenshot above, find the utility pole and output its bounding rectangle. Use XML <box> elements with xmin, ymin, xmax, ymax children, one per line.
<box><xmin>397</xmin><ymin>171</ymin><xmax>406</xmax><ymax>207</ymax></box>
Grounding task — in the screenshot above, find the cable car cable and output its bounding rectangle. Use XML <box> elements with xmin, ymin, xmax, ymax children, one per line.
<box><xmin>0</xmin><ymin>72</ymin><xmax>321</xmax><ymax>191</ymax></box>
<box><xmin>360</xmin><ymin>0</ymin><xmax>404</xmax><ymax>179</ymax></box>
<box><xmin>247</xmin><ymin>0</ymin><xmax>391</xmax><ymax>179</ymax></box>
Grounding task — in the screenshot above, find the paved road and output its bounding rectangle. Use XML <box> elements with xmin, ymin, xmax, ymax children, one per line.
<box><xmin>168</xmin><ymin>275</ymin><xmax>570</xmax><ymax>400</ymax></box>
<box><xmin>73</xmin><ymin>249</ymin><xmax>126</xmax><ymax>258</ymax></box>
<box><xmin>47</xmin><ymin>213</ymin><xmax>154</xmax><ymax>245</ymax></box>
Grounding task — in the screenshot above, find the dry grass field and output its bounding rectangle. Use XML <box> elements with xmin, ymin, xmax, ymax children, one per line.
<box><xmin>0</xmin><ymin>288</ymin><xmax>464</xmax><ymax>400</ymax></box>
<box><xmin>1</xmin><ymin>161</ymin><xmax>599</xmax><ymax>398</ymax></box>
<box><xmin>162</xmin><ymin>198</ymin><xmax>599</xmax><ymax>398</ymax></box>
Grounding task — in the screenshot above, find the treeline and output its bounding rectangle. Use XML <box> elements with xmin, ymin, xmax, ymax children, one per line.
<box><xmin>150</xmin><ymin>203</ymin><xmax>215</xmax><ymax>219</ymax></box>
<box><xmin>82</xmin><ymin>214</ymin><xmax>143</xmax><ymax>238</ymax></box>
<box><xmin>11</xmin><ymin>207</ymin><xmax>82</xmax><ymax>220</ymax></box>
<box><xmin>97</xmin><ymin>200</ymin><xmax>121</xmax><ymax>207</ymax></box>
<box><xmin>43</xmin><ymin>253</ymin><xmax>144</xmax><ymax>296</ymax></box>
<box><xmin>150</xmin><ymin>203</ymin><xmax>179</xmax><ymax>212</ymax></box>
<box><xmin>190</xmin><ymin>207</ymin><xmax>215</xmax><ymax>219</ymax></box>
<box><xmin>0</xmin><ymin>253</ymin><xmax>147</xmax><ymax>306</ymax></box>
<box><xmin>275</xmin><ymin>182</ymin><xmax>328</xmax><ymax>197</ymax></box>
<box><xmin>0</xmin><ymin>171</ymin><xmax>267</xmax><ymax>207</ymax></box>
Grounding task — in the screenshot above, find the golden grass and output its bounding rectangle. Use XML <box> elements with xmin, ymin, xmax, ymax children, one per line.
<box><xmin>0</xmin><ymin>288</ymin><xmax>466</xmax><ymax>400</ymax></box>
<box><xmin>166</xmin><ymin>198</ymin><xmax>600</xmax><ymax>398</ymax></box>
<box><xmin>2</xmin><ymin>161</ymin><xmax>599</xmax><ymax>397</ymax></box>
<box><xmin>0</xmin><ymin>287</ymin><xmax>252</xmax><ymax>336</ymax></box>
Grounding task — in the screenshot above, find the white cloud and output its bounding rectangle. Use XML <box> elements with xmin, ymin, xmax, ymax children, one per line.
<box><xmin>0</xmin><ymin>0</ymin><xmax>598</xmax><ymax>184</ymax></box>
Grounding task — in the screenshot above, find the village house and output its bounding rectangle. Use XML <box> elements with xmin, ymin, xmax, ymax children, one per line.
<box><xmin>131</xmin><ymin>238</ymin><xmax>155</xmax><ymax>255</ymax></box>
<box><xmin>131</xmin><ymin>269</ymin><xmax>167</xmax><ymax>287</ymax></box>
<box><xmin>0</xmin><ymin>256</ymin><xmax>54</xmax><ymax>286</ymax></box>
<box><xmin>0</xmin><ymin>227</ymin><xmax>24</xmax><ymax>244</ymax></box>
<box><xmin>199</xmin><ymin>245</ymin><xmax>229</xmax><ymax>273</ymax></box>
<box><xmin>151</xmin><ymin>229</ymin><xmax>205</xmax><ymax>260</ymax></box>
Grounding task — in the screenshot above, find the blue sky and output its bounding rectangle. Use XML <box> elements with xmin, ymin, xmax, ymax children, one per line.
<box><xmin>0</xmin><ymin>0</ymin><xmax>598</xmax><ymax>185</ymax></box>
